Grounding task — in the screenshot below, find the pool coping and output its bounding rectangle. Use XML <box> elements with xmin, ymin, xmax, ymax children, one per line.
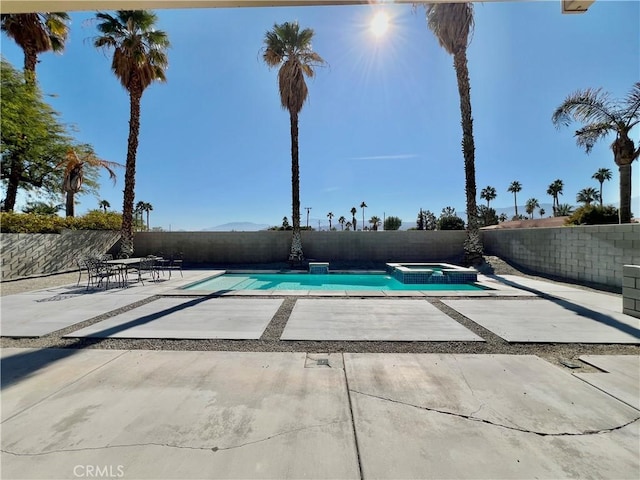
<box><xmin>160</xmin><ymin>272</ymin><xmax>533</xmax><ymax>297</ymax></box>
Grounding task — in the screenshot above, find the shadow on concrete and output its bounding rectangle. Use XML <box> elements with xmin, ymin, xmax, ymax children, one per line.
<box><xmin>1</xmin><ymin>296</ymin><xmax>216</xmax><ymax>389</ymax></box>
<box><xmin>490</xmin><ymin>275</ymin><xmax>640</xmax><ymax>339</ymax></box>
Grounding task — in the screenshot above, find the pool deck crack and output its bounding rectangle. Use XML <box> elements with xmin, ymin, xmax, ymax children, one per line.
<box><xmin>0</xmin><ymin>420</ymin><xmax>348</xmax><ymax>457</ymax></box>
<box><xmin>350</xmin><ymin>389</ymin><xmax>640</xmax><ymax>437</ymax></box>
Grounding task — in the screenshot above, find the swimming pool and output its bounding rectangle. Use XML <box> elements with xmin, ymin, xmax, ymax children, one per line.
<box><xmin>184</xmin><ymin>273</ymin><xmax>486</xmax><ymax>292</ymax></box>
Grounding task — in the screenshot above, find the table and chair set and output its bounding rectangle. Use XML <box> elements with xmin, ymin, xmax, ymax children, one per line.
<box><xmin>76</xmin><ymin>253</ymin><xmax>183</xmax><ymax>290</ymax></box>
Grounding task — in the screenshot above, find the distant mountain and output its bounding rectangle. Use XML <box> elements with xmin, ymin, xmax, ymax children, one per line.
<box><xmin>203</xmin><ymin>222</ymin><xmax>270</xmax><ymax>232</ymax></box>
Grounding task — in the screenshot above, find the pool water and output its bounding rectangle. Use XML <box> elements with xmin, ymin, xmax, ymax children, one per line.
<box><xmin>184</xmin><ymin>273</ymin><xmax>486</xmax><ymax>291</ymax></box>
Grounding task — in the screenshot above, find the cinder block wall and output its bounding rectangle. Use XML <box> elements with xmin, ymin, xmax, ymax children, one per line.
<box><xmin>623</xmin><ymin>265</ymin><xmax>640</xmax><ymax>318</ymax></box>
<box><xmin>133</xmin><ymin>231</ymin><xmax>468</xmax><ymax>264</ymax></box>
<box><xmin>482</xmin><ymin>224</ymin><xmax>640</xmax><ymax>290</ymax></box>
<box><xmin>1</xmin><ymin>231</ymin><xmax>121</xmax><ymax>281</ymax></box>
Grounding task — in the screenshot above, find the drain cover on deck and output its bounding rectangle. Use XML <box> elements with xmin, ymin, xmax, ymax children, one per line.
<box><xmin>304</xmin><ymin>353</ymin><xmax>344</xmax><ymax>368</ymax></box>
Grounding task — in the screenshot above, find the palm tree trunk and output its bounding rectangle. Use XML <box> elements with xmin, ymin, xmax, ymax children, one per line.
<box><xmin>599</xmin><ymin>181</ymin><xmax>604</xmax><ymax>206</ymax></box>
<box><xmin>121</xmin><ymin>83</ymin><xmax>142</xmax><ymax>257</ymax></box>
<box><xmin>289</xmin><ymin>111</ymin><xmax>303</xmax><ymax>260</ymax></box>
<box><xmin>453</xmin><ymin>50</ymin><xmax>482</xmax><ymax>264</ymax></box>
<box><xmin>65</xmin><ymin>191</ymin><xmax>75</xmax><ymax>217</ymax></box>
<box><xmin>23</xmin><ymin>44</ymin><xmax>37</xmax><ymax>87</ymax></box>
<box><xmin>3</xmin><ymin>154</ymin><xmax>22</xmax><ymax>211</ymax></box>
<box><xmin>619</xmin><ymin>164</ymin><xmax>632</xmax><ymax>223</ymax></box>
<box><xmin>514</xmin><ymin>193</ymin><xmax>518</xmax><ymax>217</ymax></box>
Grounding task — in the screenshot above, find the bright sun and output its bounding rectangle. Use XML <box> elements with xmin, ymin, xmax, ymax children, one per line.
<box><xmin>370</xmin><ymin>12</ymin><xmax>389</xmax><ymax>38</ymax></box>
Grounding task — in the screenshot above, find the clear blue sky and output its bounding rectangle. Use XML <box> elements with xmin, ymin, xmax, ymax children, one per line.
<box><xmin>2</xmin><ymin>1</ymin><xmax>639</xmax><ymax>230</ymax></box>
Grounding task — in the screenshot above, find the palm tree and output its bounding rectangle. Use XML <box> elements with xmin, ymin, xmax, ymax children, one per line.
<box><xmin>546</xmin><ymin>179</ymin><xmax>564</xmax><ymax>216</ymax></box>
<box><xmin>552</xmin><ymin>82</ymin><xmax>640</xmax><ymax>223</ymax></box>
<box><xmin>360</xmin><ymin>201</ymin><xmax>367</xmax><ymax>231</ymax></box>
<box><xmin>57</xmin><ymin>148</ymin><xmax>121</xmax><ymax>217</ymax></box>
<box><xmin>539</xmin><ymin>208</ymin><xmax>546</xmax><ymax>217</ymax></box>
<box><xmin>507</xmin><ymin>181</ymin><xmax>522</xmax><ymax>217</ymax></box>
<box><xmin>94</xmin><ymin>10</ymin><xmax>170</xmax><ymax>256</ymax></box>
<box><xmin>135</xmin><ymin>201</ymin><xmax>153</xmax><ymax>230</ymax></box>
<box><xmin>576</xmin><ymin>187</ymin><xmax>599</xmax><ymax>206</ymax></box>
<box><xmin>327</xmin><ymin>212</ymin><xmax>334</xmax><ymax>230</ymax></box>
<box><xmin>338</xmin><ymin>215</ymin><xmax>346</xmax><ymax>231</ymax></box>
<box><xmin>525</xmin><ymin>198</ymin><xmax>539</xmax><ymax>219</ymax></box>
<box><xmin>345</xmin><ymin>221</ymin><xmax>352</xmax><ymax>231</ymax></box>
<box><xmin>592</xmin><ymin>168</ymin><xmax>612</xmax><ymax>206</ymax></box>
<box><xmin>263</xmin><ymin>21</ymin><xmax>325</xmax><ymax>261</ymax></box>
<box><xmin>423</xmin><ymin>2</ymin><xmax>481</xmax><ymax>264</ymax></box>
<box><xmin>99</xmin><ymin>200</ymin><xmax>111</xmax><ymax>213</ymax></box>
<box><xmin>369</xmin><ymin>216</ymin><xmax>381</xmax><ymax>231</ymax></box>
<box><xmin>350</xmin><ymin>207</ymin><xmax>357</xmax><ymax>231</ymax></box>
<box><xmin>556</xmin><ymin>203</ymin><xmax>574</xmax><ymax>216</ymax></box>
<box><xmin>1</xmin><ymin>12</ymin><xmax>70</xmax><ymax>86</ymax></box>
<box><xmin>480</xmin><ymin>186</ymin><xmax>496</xmax><ymax>208</ymax></box>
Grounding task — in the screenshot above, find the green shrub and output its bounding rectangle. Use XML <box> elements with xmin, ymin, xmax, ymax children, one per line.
<box><xmin>384</xmin><ymin>216</ymin><xmax>402</xmax><ymax>230</ymax></box>
<box><xmin>0</xmin><ymin>210</ymin><xmax>122</xmax><ymax>233</ymax></box>
<box><xmin>565</xmin><ymin>205</ymin><xmax>619</xmax><ymax>226</ymax></box>
<box><xmin>0</xmin><ymin>212</ymin><xmax>65</xmax><ymax>233</ymax></box>
<box><xmin>437</xmin><ymin>215</ymin><xmax>465</xmax><ymax>230</ymax></box>
<box><xmin>68</xmin><ymin>210</ymin><xmax>122</xmax><ymax>230</ymax></box>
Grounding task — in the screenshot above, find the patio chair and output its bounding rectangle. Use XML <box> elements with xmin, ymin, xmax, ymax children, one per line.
<box><xmin>76</xmin><ymin>257</ymin><xmax>90</xmax><ymax>287</ymax></box>
<box><xmin>136</xmin><ymin>256</ymin><xmax>159</xmax><ymax>285</ymax></box>
<box><xmin>85</xmin><ymin>258</ymin><xmax>119</xmax><ymax>290</ymax></box>
<box><xmin>167</xmin><ymin>252</ymin><xmax>183</xmax><ymax>278</ymax></box>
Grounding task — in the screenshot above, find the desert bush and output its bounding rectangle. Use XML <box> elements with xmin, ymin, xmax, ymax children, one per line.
<box><xmin>1</xmin><ymin>210</ymin><xmax>122</xmax><ymax>233</ymax></box>
<box><xmin>565</xmin><ymin>205</ymin><xmax>619</xmax><ymax>226</ymax></box>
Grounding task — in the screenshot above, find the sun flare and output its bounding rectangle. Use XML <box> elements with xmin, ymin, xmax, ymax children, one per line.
<box><xmin>370</xmin><ymin>12</ymin><xmax>389</xmax><ymax>38</ymax></box>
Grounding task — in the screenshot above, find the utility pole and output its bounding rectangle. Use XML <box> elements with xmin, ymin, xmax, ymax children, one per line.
<box><xmin>305</xmin><ymin>207</ymin><xmax>312</xmax><ymax>229</ymax></box>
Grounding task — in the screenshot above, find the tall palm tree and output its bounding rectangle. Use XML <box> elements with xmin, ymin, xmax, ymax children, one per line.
<box><xmin>99</xmin><ymin>199</ymin><xmax>110</xmax><ymax>213</ymax></box>
<box><xmin>369</xmin><ymin>216</ymin><xmax>381</xmax><ymax>231</ymax></box>
<box><xmin>360</xmin><ymin>201</ymin><xmax>367</xmax><ymax>231</ymax></box>
<box><xmin>423</xmin><ymin>2</ymin><xmax>481</xmax><ymax>264</ymax></box>
<box><xmin>546</xmin><ymin>179</ymin><xmax>564</xmax><ymax>216</ymax></box>
<box><xmin>480</xmin><ymin>186</ymin><xmax>496</xmax><ymax>208</ymax></box>
<box><xmin>576</xmin><ymin>187</ymin><xmax>599</xmax><ymax>206</ymax></box>
<box><xmin>525</xmin><ymin>198</ymin><xmax>540</xmax><ymax>219</ymax></box>
<box><xmin>94</xmin><ymin>10</ymin><xmax>169</xmax><ymax>256</ymax></box>
<box><xmin>327</xmin><ymin>211</ymin><xmax>334</xmax><ymax>230</ymax></box>
<box><xmin>507</xmin><ymin>181</ymin><xmax>522</xmax><ymax>218</ymax></box>
<box><xmin>134</xmin><ymin>200</ymin><xmax>153</xmax><ymax>231</ymax></box>
<box><xmin>1</xmin><ymin>12</ymin><xmax>70</xmax><ymax>86</ymax></box>
<box><xmin>553</xmin><ymin>82</ymin><xmax>640</xmax><ymax>223</ymax></box>
<box><xmin>263</xmin><ymin>21</ymin><xmax>325</xmax><ymax>261</ymax></box>
<box><xmin>138</xmin><ymin>201</ymin><xmax>153</xmax><ymax>230</ymax></box>
<box><xmin>338</xmin><ymin>216</ymin><xmax>346</xmax><ymax>231</ymax></box>
<box><xmin>350</xmin><ymin>207</ymin><xmax>357</xmax><ymax>231</ymax></box>
<box><xmin>592</xmin><ymin>168</ymin><xmax>612</xmax><ymax>206</ymax></box>
<box><xmin>57</xmin><ymin>148</ymin><xmax>121</xmax><ymax>217</ymax></box>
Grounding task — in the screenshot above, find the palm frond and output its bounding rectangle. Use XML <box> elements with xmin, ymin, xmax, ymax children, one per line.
<box><xmin>622</xmin><ymin>81</ymin><xmax>640</xmax><ymax>126</ymax></box>
<box><xmin>424</xmin><ymin>2</ymin><xmax>474</xmax><ymax>55</ymax></box>
<box><xmin>574</xmin><ymin>122</ymin><xmax>614</xmax><ymax>153</ymax></box>
<box><xmin>95</xmin><ymin>10</ymin><xmax>169</xmax><ymax>93</ymax></box>
<box><xmin>552</xmin><ymin>88</ymin><xmax>619</xmax><ymax>128</ymax></box>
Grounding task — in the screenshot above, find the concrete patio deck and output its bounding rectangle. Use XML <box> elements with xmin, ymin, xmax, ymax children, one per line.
<box><xmin>1</xmin><ymin>270</ymin><xmax>639</xmax><ymax>478</ymax></box>
<box><xmin>1</xmin><ymin>349</ymin><xmax>638</xmax><ymax>479</ymax></box>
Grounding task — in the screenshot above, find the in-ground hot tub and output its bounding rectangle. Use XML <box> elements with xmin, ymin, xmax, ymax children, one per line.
<box><xmin>386</xmin><ymin>263</ymin><xmax>478</xmax><ymax>284</ymax></box>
